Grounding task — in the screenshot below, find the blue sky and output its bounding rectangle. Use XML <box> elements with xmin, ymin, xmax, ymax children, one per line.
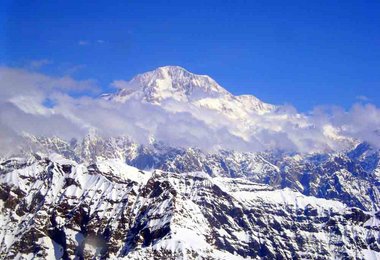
<box><xmin>1</xmin><ymin>0</ymin><xmax>379</xmax><ymax>111</ymax></box>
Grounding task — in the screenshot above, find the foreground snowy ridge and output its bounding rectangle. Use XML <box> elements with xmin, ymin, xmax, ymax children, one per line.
<box><xmin>1</xmin><ymin>154</ymin><xmax>379</xmax><ymax>259</ymax></box>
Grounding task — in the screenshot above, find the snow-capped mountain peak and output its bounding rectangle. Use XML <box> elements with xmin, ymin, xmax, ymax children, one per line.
<box><xmin>111</xmin><ymin>65</ymin><xmax>229</xmax><ymax>104</ymax></box>
<box><xmin>107</xmin><ymin>66</ymin><xmax>275</xmax><ymax>116</ymax></box>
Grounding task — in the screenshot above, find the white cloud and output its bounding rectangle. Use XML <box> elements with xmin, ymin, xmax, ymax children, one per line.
<box><xmin>78</xmin><ymin>40</ymin><xmax>89</xmax><ymax>46</ymax></box>
<box><xmin>0</xmin><ymin>66</ymin><xmax>99</xmax><ymax>99</ymax></box>
<box><xmin>64</xmin><ymin>64</ymin><xmax>87</xmax><ymax>75</ymax></box>
<box><xmin>1</xmin><ymin>66</ymin><xmax>380</xmax><ymax>156</ymax></box>
<box><xmin>110</xmin><ymin>80</ymin><xmax>130</xmax><ymax>89</ymax></box>
<box><xmin>28</xmin><ymin>59</ymin><xmax>52</xmax><ymax>70</ymax></box>
<box><xmin>356</xmin><ymin>95</ymin><xmax>370</xmax><ymax>102</ymax></box>
<box><xmin>78</xmin><ymin>40</ymin><xmax>105</xmax><ymax>46</ymax></box>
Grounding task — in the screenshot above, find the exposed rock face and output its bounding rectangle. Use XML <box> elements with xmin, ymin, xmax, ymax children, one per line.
<box><xmin>1</xmin><ymin>155</ymin><xmax>379</xmax><ymax>259</ymax></box>
<box><xmin>22</xmin><ymin>135</ymin><xmax>380</xmax><ymax>212</ymax></box>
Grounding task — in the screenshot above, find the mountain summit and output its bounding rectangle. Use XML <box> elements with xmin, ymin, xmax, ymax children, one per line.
<box><xmin>107</xmin><ymin>66</ymin><xmax>275</xmax><ymax>115</ymax></box>
<box><xmin>111</xmin><ymin>66</ymin><xmax>229</xmax><ymax>103</ymax></box>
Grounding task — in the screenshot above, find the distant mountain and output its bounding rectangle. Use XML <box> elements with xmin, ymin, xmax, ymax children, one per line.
<box><xmin>100</xmin><ymin>66</ymin><xmax>355</xmax><ymax>152</ymax></box>
<box><xmin>105</xmin><ymin>66</ymin><xmax>275</xmax><ymax>116</ymax></box>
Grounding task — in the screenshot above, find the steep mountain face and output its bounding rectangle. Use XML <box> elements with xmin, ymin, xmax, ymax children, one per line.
<box><xmin>1</xmin><ymin>155</ymin><xmax>379</xmax><ymax>259</ymax></box>
<box><xmin>111</xmin><ymin>66</ymin><xmax>229</xmax><ymax>102</ymax></box>
<box><xmin>20</xmin><ymin>135</ymin><xmax>380</xmax><ymax>212</ymax></box>
<box><xmin>107</xmin><ymin>66</ymin><xmax>275</xmax><ymax>116</ymax></box>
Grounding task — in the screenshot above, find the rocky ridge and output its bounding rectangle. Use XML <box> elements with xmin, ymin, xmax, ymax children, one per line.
<box><xmin>1</xmin><ymin>154</ymin><xmax>379</xmax><ymax>259</ymax></box>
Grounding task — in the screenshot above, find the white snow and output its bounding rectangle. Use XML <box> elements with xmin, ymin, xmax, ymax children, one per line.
<box><xmin>232</xmin><ymin>187</ymin><xmax>346</xmax><ymax>211</ymax></box>
<box><xmin>362</xmin><ymin>249</ymin><xmax>380</xmax><ymax>260</ymax></box>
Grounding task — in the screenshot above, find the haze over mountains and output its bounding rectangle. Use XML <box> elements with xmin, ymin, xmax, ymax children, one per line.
<box><xmin>1</xmin><ymin>65</ymin><xmax>380</xmax><ymax>156</ymax></box>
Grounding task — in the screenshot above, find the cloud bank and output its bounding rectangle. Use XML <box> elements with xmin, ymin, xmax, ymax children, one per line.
<box><xmin>0</xmin><ymin>66</ymin><xmax>379</xmax><ymax>156</ymax></box>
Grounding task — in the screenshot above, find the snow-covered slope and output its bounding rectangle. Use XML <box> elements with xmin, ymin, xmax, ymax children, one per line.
<box><xmin>20</xmin><ymin>135</ymin><xmax>380</xmax><ymax>212</ymax></box>
<box><xmin>1</xmin><ymin>155</ymin><xmax>379</xmax><ymax>259</ymax></box>
<box><xmin>110</xmin><ymin>66</ymin><xmax>229</xmax><ymax>102</ymax></box>
<box><xmin>107</xmin><ymin>66</ymin><xmax>275</xmax><ymax>116</ymax></box>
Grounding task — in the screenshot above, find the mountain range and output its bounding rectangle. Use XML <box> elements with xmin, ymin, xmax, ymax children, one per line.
<box><xmin>0</xmin><ymin>66</ymin><xmax>379</xmax><ymax>259</ymax></box>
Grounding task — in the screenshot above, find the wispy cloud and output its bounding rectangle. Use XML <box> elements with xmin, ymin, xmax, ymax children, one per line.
<box><xmin>28</xmin><ymin>59</ymin><xmax>52</xmax><ymax>70</ymax></box>
<box><xmin>78</xmin><ymin>40</ymin><xmax>106</xmax><ymax>46</ymax></box>
<box><xmin>0</xmin><ymin>66</ymin><xmax>99</xmax><ymax>99</ymax></box>
<box><xmin>78</xmin><ymin>40</ymin><xmax>89</xmax><ymax>46</ymax></box>
<box><xmin>356</xmin><ymin>95</ymin><xmax>370</xmax><ymax>102</ymax></box>
<box><xmin>64</xmin><ymin>64</ymin><xmax>87</xmax><ymax>75</ymax></box>
<box><xmin>110</xmin><ymin>80</ymin><xmax>130</xmax><ymax>89</ymax></box>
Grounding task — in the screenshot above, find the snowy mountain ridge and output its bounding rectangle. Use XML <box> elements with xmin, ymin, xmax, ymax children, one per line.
<box><xmin>18</xmin><ymin>134</ymin><xmax>380</xmax><ymax>212</ymax></box>
<box><xmin>1</xmin><ymin>154</ymin><xmax>379</xmax><ymax>259</ymax></box>
<box><xmin>107</xmin><ymin>66</ymin><xmax>276</xmax><ymax>115</ymax></box>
